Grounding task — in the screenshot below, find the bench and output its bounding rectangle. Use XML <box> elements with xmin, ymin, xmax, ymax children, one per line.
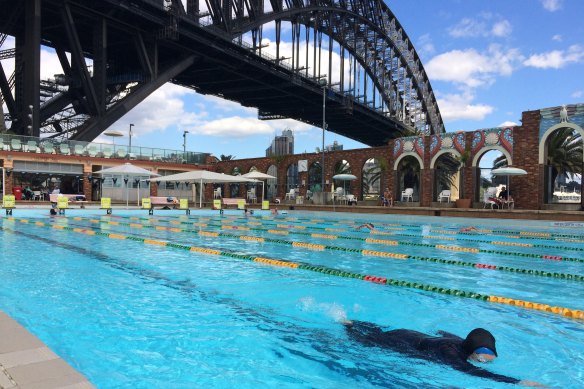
<box><xmin>49</xmin><ymin>193</ymin><xmax>87</xmax><ymax>207</ymax></box>
<box><xmin>222</xmin><ymin>198</ymin><xmax>246</xmax><ymax>209</ymax></box>
<box><xmin>150</xmin><ymin>196</ymin><xmax>178</xmax><ymax>207</ymax></box>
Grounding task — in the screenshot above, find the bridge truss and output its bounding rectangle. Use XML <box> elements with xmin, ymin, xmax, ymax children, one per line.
<box><xmin>0</xmin><ymin>0</ymin><xmax>444</xmax><ymax>146</ymax></box>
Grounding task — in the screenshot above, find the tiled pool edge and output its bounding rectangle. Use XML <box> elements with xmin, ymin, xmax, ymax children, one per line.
<box><xmin>0</xmin><ymin>311</ymin><xmax>95</xmax><ymax>389</ymax></box>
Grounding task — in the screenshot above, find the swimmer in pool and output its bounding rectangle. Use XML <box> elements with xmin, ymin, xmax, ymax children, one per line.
<box><xmin>460</xmin><ymin>226</ymin><xmax>479</xmax><ymax>233</ymax></box>
<box><xmin>356</xmin><ymin>223</ymin><xmax>375</xmax><ymax>231</ymax></box>
<box><xmin>344</xmin><ymin>321</ymin><xmax>546</xmax><ymax>387</ymax></box>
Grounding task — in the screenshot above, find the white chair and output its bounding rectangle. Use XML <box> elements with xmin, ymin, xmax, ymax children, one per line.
<box><xmin>74</xmin><ymin>144</ymin><xmax>86</xmax><ymax>156</ymax></box>
<box><xmin>483</xmin><ymin>188</ymin><xmax>499</xmax><ymax>209</ymax></box>
<box><xmin>345</xmin><ymin>194</ymin><xmax>357</xmax><ymax>205</ymax></box>
<box><xmin>27</xmin><ymin>141</ymin><xmax>39</xmax><ymax>153</ymax></box>
<box><xmin>102</xmin><ymin>147</ymin><xmax>113</xmax><ymax>158</ymax></box>
<box><xmin>59</xmin><ymin>144</ymin><xmax>71</xmax><ymax>155</ymax></box>
<box><xmin>11</xmin><ymin>139</ymin><xmax>22</xmax><ymax>151</ymax></box>
<box><xmin>247</xmin><ymin>188</ymin><xmax>257</xmax><ymax>203</ymax></box>
<box><xmin>214</xmin><ymin>187</ymin><xmax>222</xmax><ymax>199</ymax></box>
<box><xmin>32</xmin><ymin>191</ymin><xmax>42</xmax><ymax>201</ymax></box>
<box><xmin>438</xmin><ymin>190</ymin><xmax>451</xmax><ymax>203</ymax></box>
<box><xmin>285</xmin><ymin>188</ymin><xmax>296</xmax><ymax>200</ymax></box>
<box><xmin>401</xmin><ymin>188</ymin><xmax>414</xmax><ymax>202</ymax></box>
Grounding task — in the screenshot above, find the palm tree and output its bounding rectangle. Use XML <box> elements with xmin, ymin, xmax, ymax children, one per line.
<box><xmin>492</xmin><ymin>128</ymin><xmax>582</xmax><ymax>188</ymax></box>
<box><xmin>434</xmin><ymin>153</ymin><xmax>461</xmax><ymax>191</ymax></box>
<box><xmin>545</xmin><ymin>128</ymin><xmax>582</xmax><ymax>188</ymax></box>
<box><xmin>220</xmin><ymin>154</ymin><xmax>236</xmax><ymax>161</ymax></box>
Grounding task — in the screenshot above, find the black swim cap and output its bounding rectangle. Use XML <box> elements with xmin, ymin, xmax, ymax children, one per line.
<box><xmin>462</xmin><ymin>328</ymin><xmax>498</xmax><ymax>357</ymax></box>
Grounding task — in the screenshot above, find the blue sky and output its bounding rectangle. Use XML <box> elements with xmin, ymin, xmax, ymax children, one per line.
<box><xmin>2</xmin><ymin>0</ymin><xmax>583</xmax><ymax>160</ymax></box>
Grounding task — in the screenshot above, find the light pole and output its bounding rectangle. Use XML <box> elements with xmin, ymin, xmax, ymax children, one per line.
<box><xmin>183</xmin><ymin>130</ymin><xmax>189</xmax><ymax>163</ymax></box>
<box><xmin>318</xmin><ymin>78</ymin><xmax>327</xmax><ymax>193</ymax></box>
<box><xmin>128</xmin><ymin>123</ymin><xmax>134</xmax><ymax>159</ymax></box>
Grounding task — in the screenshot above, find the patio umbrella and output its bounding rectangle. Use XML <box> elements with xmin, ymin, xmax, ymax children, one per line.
<box><xmin>491</xmin><ymin>167</ymin><xmax>527</xmax><ymax>201</ymax></box>
<box><xmin>332</xmin><ymin>174</ymin><xmax>357</xmax><ymax>200</ymax></box>
<box><xmin>93</xmin><ymin>162</ymin><xmax>160</xmax><ymax>207</ymax></box>
<box><xmin>242</xmin><ymin>171</ymin><xmax>277</xmax><ymax>203</ymax></box>
<box><xmin>150</xmin><ymin>170</ymin><xmax>257</xmax><ymax>208</ymax></box>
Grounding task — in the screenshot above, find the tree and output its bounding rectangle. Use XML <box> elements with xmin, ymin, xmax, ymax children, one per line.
<box><xmin>435</xmin><ymin>153</ymin><xmax>461</xmax><ymax>192</ymax></box>
<box><xmin>220</xmin><ymin>154</ymin><xmax>236</xmax><ymax>161</ymax></box>
<box><xmin>545</xmin><ymin>128</ymin><xmax>583</xmax><ymax>189</ymax></box>
<box><xmin>492</xmin><ymin>128</ymin><xmax>583</xmax><ymax>188</ymax></box>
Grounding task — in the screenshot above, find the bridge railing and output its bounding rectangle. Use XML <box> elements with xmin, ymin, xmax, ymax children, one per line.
<box><xmin>0</xmin><ymin>134</ymin><xmax>209</xmax><ymax>165</ymax></box>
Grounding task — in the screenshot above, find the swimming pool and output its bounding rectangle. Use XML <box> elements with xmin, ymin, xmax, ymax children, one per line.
<box><xmin>1</xmin><ymin>209</ymin><xmax>582</xmax><ymax>388</ymax></box>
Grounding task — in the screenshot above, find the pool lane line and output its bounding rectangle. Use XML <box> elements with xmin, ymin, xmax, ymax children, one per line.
<box><xmin>59</xmin><ymin>216</ymin><xmax>584</xmax><ymax>282</ymax></box>
<box><xmin>213</xmin><ymin>213</ymin><xmax>584</xmax><ymax>240</ymax></box>
<box><xmin>83</xmin><ymin>214</ymin><xmax>584</xmax><ymax>259</ymax></box>
<box><xmin>126</xmin><ymin>212</ymin><xmax>584</xmax><ymax>245</ymax></box>
<box><xmin>100</xmin><ymin>212</ymin><xmax>584</xmax><ymax>244</ymax></box>
<box><xmin>79</xmin><ymin>215</ymin><xmax>584</xmax><ymax>264</ymax></box>
<box><xmin>13</xmin><ymin>217</ymin><xmax>584</xmax><ymax>321</ymax></box>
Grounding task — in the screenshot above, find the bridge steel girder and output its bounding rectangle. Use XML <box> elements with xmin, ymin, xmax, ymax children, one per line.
<box><xmin>0</xmin><ymin>0</ymin><xmax>441</xmax><ymax>145</ymax></box>
<box><xmin>230</xmin><ymin>2</ymin><xmax>444</xmax><ymax>135</ymax></box>
<box><xmin>72</xmin><ymin>55</ymin><xmax>196</xmax><ymax>141</ymax></box>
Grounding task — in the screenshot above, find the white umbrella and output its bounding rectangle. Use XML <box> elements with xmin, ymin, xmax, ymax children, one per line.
<box><xmin>242</xmin><ymin>171</ymin><xmax>277</xmax><ymax>203</ymax></box>
<box><xmin>93</xmin><ymin>162</ymin><xmax>160</xmax><ymax>207</ymax></box>
<box><xmin>150</xmin><ymin>170</ymin><xmax>257</xmax><ymax>208</ymax></box>
<box><xmin>332</xmin><ymin>174</ymin><xmax>357</xmax><ymax>201</ymax></box>
<box><xmin>491</xmin><ymin>167</ymin><xmax>527</xmax><ymax>201</ymax></box>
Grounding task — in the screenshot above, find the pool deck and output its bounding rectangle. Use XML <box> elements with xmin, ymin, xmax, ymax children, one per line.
<box><xmin>7</xmin><ymin>201</ymin><xmax>584</xmax><ymax>222</ymax></box>
<box><xmin>0</xmin><ymin>311</ymin><xmax>94</xmax><ymax>389</ymax></box>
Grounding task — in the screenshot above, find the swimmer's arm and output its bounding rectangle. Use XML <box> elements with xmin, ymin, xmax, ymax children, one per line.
<box><xmin>440</xmin><ymin>345</ymin><xmax>521</xmax><ymax>384</ymax></box>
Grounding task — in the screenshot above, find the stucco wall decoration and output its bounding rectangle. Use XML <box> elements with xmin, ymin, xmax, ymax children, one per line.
<box><xmin>539</xmin><ymin>104</ymin><xmax>584</xmax><ymax>140</ymax></box>
<box><xmin>471</xmin><ymin>127</ymin><xmax>513</xmax><ymax>156</ymax></box>
<box><xmin>393</xmin><ymin>136</ymin><xmax>425</xmax><ymax>159</ymax></box>
<box><xmin>430</xmin><ymin>132</ymin><xmax>466</xmax><ymax>160</ymax></box>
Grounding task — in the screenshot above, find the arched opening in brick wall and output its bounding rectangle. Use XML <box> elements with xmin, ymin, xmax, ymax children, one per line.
<box><xmin>308</xmin><ymin>161</ymin><xmax>322</xmax><ymax>193</ymax></box>
<box><xmin>286</xmin><ymin>163</ymin><xmax>299</xmax><ymax>193</ymax></box>
<box><xmin>475</xmin><ymin>149</ymin><xmax>509</xmax><ymax>203</ymax></box>
<box><xmin>394</xmin><ymin>153</ymin><xmax>423</xmax><ymax>203</ymax></box>
<box><xmin>362</xmin><ymin>158</ymin><xmax>381</xmax><ymax>201</ymax></box>
<box><xmin>539</xmin><ymin>123</ymin><xmax>583</xmax><ymax>205</ymax></box>
<box><xmin>230</xmin><ymin>166</ymin><xmax>241</xmax><ymax>197</ymax></box>
<box><xmin>266</xmin><ymin>165</ymin><xmax>278</xmax><ymax>200</ymax></box>
<box><xmin>332</xmin><ymin>159</ymin><xmax>352</xmax><ymax>197</ymax></box>
<box><xmin>432</xmin><ymin>152</ymin><xmax>462</xmax><ymax>203</ymax></box>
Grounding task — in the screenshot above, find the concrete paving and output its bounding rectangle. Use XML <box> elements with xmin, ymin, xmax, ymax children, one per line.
<box><xmin>0</xmin><ymin>311</ymin><xmax>94</xmax><ymax>389</ymax></box>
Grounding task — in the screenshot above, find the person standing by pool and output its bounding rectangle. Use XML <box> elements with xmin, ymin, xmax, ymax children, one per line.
<box><xmin>344</xmin><ymin>320</ymin><xmax>546</xmax><ymax>387</ymax></box>
<box><xmin>381</xmin><ymin>188</ymin><xmax>393</xmax><ymax>207</ymax></box>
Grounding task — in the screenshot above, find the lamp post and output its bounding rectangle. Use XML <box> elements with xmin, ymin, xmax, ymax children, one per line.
<box><xmin>318</xmin><ymin>78</ymin><xmax>327</xmax><ymax>193</ymax></box>
<box><xmin>128</xmin><ymin>123</ymin><xmax>134</xmax><ymax>159</ymax></box>
<box><xmin>183</xmin><ymin>130</ymin><xmax>189</xmax><ymax>163</ymax></box>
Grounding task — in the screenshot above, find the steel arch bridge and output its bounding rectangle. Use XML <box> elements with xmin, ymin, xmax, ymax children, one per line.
<box><xmin>0</xmin><ymin>0</ymin><xmax>444</xmax><ymax>146</ymax></box>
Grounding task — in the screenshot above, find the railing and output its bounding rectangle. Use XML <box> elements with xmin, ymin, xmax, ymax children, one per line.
<box><xmin>0</xmin><ymin>134</ymin><xmax>209</xmax><ymax>165</ymax></box>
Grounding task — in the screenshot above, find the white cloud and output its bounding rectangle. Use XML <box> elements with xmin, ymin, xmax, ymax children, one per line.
<box><xmin>523</xmin><ymin>45</ymin><xmax>584</xmax><ymax>69</ymax></box>
<box><xmin>195</xmin><ymin>116</ymin><xmax>273</xmax><ymax>137</ymax></box>
<box><xmin>425</xmin><ymin>45</ymin><xmax>522</xmax><ymax>88</ymax></box>
<box><xmin>572</xmin><ymin>90</ymin><xmax>583</xmax><ymax>98</ymax></box>
<box><xmin>498</xmin><ymin>121</ymin><xmax>518</xmax><ymax>127</ymax></box>
<box><xmin>491</xmin><ymin>20</ymin><xmax>512</xmax><ymax>38</ymax></box>
<box><xmin>552</xmin><ymin>34</ymin><xmax>563</xmax><ymax>42</ymax></box>
<box><xmin>448</xmin><ymin>15</ymin><xmax>512</xmax><ymax>38</ymax></box>
<box><xmin>541</xmin><ymin>0</ymin><xmax>562</xmax><ymax>12</ymax></box>
<box><xmin>416</xmin><ymin>34</ymin><xmax>435</xmax><ymax>57</ymax></box>
<box><xmin>437</xmin><ymin>92</ymin><xmax>494</xmax><ymax>122</ymax></box>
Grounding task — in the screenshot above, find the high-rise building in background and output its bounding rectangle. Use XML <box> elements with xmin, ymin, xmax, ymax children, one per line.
<box><xmin>265</xmin><ymin>129</ymin><xmax>294</xmax><ymax>157</ymax></box>
<box><xmin>325</xmin><ymin>140</ymin><xmax>343</xmax><ymax>152</ymax></box>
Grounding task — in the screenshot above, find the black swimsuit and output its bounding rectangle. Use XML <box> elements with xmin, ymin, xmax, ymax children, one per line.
<box><xmin>345</xmin><ymin>321</ymin><xmax>520</xmax><ymax>384</ymax></box>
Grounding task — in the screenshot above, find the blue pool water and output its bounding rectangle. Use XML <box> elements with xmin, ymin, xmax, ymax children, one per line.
<box><xmin>1</xmin><ymin>209</ymin><xmax>583</xmax><ymax>388</ymax></box>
